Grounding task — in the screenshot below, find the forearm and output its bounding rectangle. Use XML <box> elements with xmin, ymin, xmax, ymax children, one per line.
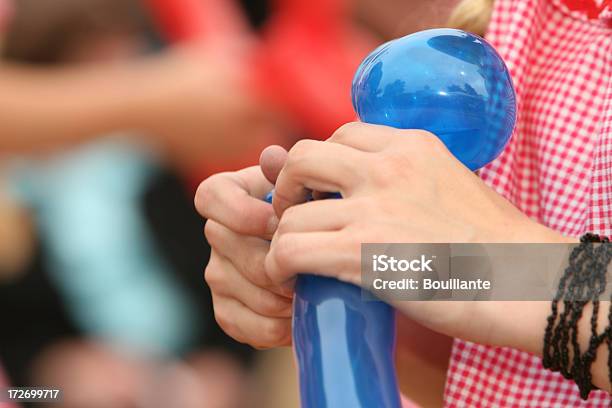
<box><xmin>484</xmin><ymin>300</ymin><xmax>611</xmax><ymax>393</ymax></box>
<box><xmin>0</xmin><ymin>57</ymin><xmax>176</xmax><ymax>153</ymax></box>
<box><xmin>393</xmin><ymin>222</ymin><xmax>612</xmax><ymax>394</ymax></box>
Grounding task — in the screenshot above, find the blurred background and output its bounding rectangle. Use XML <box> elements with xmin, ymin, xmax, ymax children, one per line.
<box><xmin>0</xmin><ymin>0</ymin><xmax>463</xmax><ymax>407</ymax></box>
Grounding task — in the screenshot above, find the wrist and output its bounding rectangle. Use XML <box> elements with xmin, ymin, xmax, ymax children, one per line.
<box><xmin>475</xmin><ymin>301</ymin><xmax>549</xmax><ymax>355</ymax></box>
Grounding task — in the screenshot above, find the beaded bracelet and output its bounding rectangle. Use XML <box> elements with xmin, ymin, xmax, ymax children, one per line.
<box><xmin>543</xmin><ymin>233</ymin><xmax>612</xmax><ymax>399</ymax></box>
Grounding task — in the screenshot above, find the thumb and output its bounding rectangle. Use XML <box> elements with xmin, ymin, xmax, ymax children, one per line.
<box><xmin>259</xmin><ymin>145</ymin><xmax>288</xmax><ymax>185</ymax></box>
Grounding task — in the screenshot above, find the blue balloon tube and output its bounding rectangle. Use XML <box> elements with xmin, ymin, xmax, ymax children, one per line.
<box><xmin>293</xmin><ymin>276</ymin><xmax>401</xmax><ymax>408</ymax></box>
<box><xmin>264</xmin><ymin>192</ymin><xmax>401</xmax><ymax>408</ymax></box>
<box><xmin>269</xmin><ymin>28</ymin><xmax>516</xmax><ymax>408</ymax></box>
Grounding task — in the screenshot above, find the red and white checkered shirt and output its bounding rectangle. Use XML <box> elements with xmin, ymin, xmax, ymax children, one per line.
<box><xmin>444</xmin><ymin>0</ymin><xmax>612</xmax><ymax>406</ymax></box>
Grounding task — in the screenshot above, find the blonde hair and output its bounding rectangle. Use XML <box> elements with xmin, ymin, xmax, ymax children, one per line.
<box><xmin>447</xmin><ymin>0</ymin><xmax>494</xmax><ymax>36</ymax></box>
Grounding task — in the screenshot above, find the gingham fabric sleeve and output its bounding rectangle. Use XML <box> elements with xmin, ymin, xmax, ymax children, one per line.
<box><xmin>444</xmin><ymin>0</ymin><xmax>612</xmax><ymax>406</ymax></box>
<box><xmin>587</xmin><ymin>45</ymin><xmax>612</xmax><ymax>236</ymax></box>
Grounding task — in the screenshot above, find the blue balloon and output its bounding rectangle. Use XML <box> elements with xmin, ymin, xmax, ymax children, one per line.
<box><xmin>352</xmin><ymin>28</ymin><xmax>516</xmax><ymax>170</ymax></box>
<box><xmin>285</xmin><ymin>29</ymin><xmax>516</xmax><ymax>408</ymax></box>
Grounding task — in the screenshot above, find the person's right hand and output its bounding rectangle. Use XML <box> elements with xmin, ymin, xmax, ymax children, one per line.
<box><xmin>195</xmin><ymin>147</ymin><xmax>293</xmax><ymax>348</ymax></box>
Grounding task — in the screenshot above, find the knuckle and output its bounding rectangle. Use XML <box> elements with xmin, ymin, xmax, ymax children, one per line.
<box><xmin>369</xmin><ymin>154</ymin><xmax>411</xmax><ymax>186</ymax></box>
<box><xmin>204</xmin><ymin>220</ymin><xmax>222</xmax><ymax>245</ymax></box>
<box><xmin>407</xmin><ymin>130</ymin><xmax>444</xmax><ymax>152</ymax></box>
<box><xmin>247</xmin><ymin>248</ymin><xmax>271</xmax><ymax>287</ymax></box>
<box><xmin>213</xmin><ymin>304</ymin><xmax>232</xmax><ymax>332</ymax></box>
<box><xmin>194</xmin><ymin>175</ymin><xmax>223</xmax><ymax>216</ymax></box>
<box><xmin>194</xmin><ymin>181</ymin><xmax>210</xmax><ymax>216</ymax></box>
<box><xmin>250</xmin><ymin>336</ymin><xmax>278</xmax><ymax>350</ymax></box>
<box><xmin>369</xmin><ymin>165</ymin><xmax>387</xmax><ymax>186</ymax></box>
<box><xmin>261</xmin><ymin>319</ymin><xmax>290</xmax><ymax>344</ymax></box>
<box><xmin>287</xmin><ymin>139</ymin><xmax>316</xmax><ymax>164</ymax></box>
<box><xmin>204</xmin><ymin>262</ymin><xmax>223</xmax><ymax>290</ymax></box>
<box><xmin>406</xmin><ymin>128</ymin><xmax>436</xmax><ymax>138</ymax></box>
<box><xmin>275</xmin><ymin>206</ymin><xmax>297</xmax><ymax>235</ymax></box>
<box><xmin>251</xmin><ymin>344</ymin><xmax>272</xmax><ymax>350</ymax></box>
<box><xmin>276</xmin><ymin>218</ymin><xmax>289</xmax><ymax>236</ymax></box>
<box><xmin>257</xmin><ymin>291</ymin><xmax>289</xmax><ymax>316</ymax></box>
<box><xmin>330</xmin><ymin>122</ymin><xmax>361</xmax><ymax>142</ymax></box>
<box><xmin>272</xmin><ymin>234</ymin><xmax>298</xmax><ymax>271</ymax></box>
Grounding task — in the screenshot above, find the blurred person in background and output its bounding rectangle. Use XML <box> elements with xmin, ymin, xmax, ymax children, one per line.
<box><xmin>0</xmin><ymin>0</ymin><xmax>468</xmax><ymax>407</ymax></box>
<box><xmin>0</xmin><ymin>0</ymin><xmax>290</xmax><ymax>407</ymax></box>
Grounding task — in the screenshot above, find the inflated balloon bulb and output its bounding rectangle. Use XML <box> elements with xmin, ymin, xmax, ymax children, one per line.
<box><xmin>352</xmin><ymin>28</ymin><xmax>516</xmax><ymax>169</ymax></box>
<box><xmin>287</xmin><ymin>28</ymin><xmax>516</xmax><ymax>408</ymax></box>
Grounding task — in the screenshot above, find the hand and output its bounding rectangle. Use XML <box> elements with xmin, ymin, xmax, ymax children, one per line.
<box><xmin>144</xmin><ymin>45</ymin><xmax>286</xmax><ymax>173</ymax></box>
<box><xmin>264</xmin><ymin>122</ymin><xmax>573</xmax><ymax>341</ymax></box>
<box><xmin>195</xmin><ymin>147</ymin><xmax>293</xmax><ymax>348</ymax></box>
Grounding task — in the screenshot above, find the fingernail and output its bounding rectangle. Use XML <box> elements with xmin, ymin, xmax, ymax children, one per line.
<box><xmin>266</xmin><ymin>215</ymin><xmax>279</xmax><ymax>236</ymax></box>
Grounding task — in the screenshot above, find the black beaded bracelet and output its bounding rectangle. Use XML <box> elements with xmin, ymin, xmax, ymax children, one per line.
<box><xmin>543</xmin><ymin>233</ymin><xmax>611</xmax><ymax>399</ymax></box>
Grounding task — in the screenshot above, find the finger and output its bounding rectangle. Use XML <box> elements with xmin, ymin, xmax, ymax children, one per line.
<box><xmin>205</xmin><ymin>252</ymin><xmax>292</xmax><ymax>318</ymax></box>
<box><xmin>266</xmin><ymin>231</ymin><xmax>361</xmax><ymax>286</ymax></box>
<box><xmin>260</xmin><ymin>145</ymin><xmax>288</xmax><ymax>184</ymax></box>
<box><xmin>211</xmin><ymin>293</ymin><xmax>292</xmax><ymax>349</ymax></box>
<box><xmin>327</xmin><ymin>122</ymin><xmax>398</xmax><ymax>151</ymax></box>
<box><xmin>273</xmin><ymin>139</ymin><xmax>366</xmax><ymax>216</ymax></box>
<box><xmin>196</xmin><ymin>167</ymin><xmax>277</xmax><ymax>239</ymax></box>
<box><xmin>329</xmin><ymin>122</ymin><xmax>435</xmax><ymax>153</ymax></box>
<box><xmin>205</xmin><ymin>221</ymin><xmax>291</xmax><ymax>297</ymax></box>
<box><xmin>204</xmin><ymin>220</ymin><xmax>269</xmax><ymax>286</ymax></box>
<box><xmin>235</xmin><ymin>165</ymin><xmax>276</xmax><ymax>200</ymax></box>
<box><xmin>276</xmin><ymin>199</ymin><xmax>352</xmax><ymax>234</ymax></box>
